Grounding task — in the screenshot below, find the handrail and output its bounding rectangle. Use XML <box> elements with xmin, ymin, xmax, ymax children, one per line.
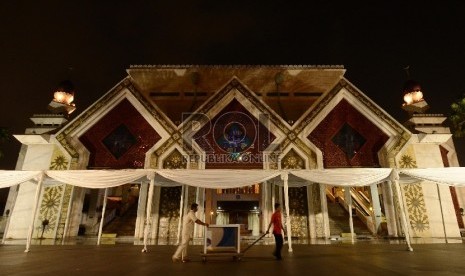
<box><xmin>350</xmin><ymin>190</ymin><xmax>371</xmax><ymax>216</ymax></box>
<box><xmin>337</xmin><ymin>194</ymin><xmax>375</xmax><ymax>234</ymax></box>
<box><xmin>357</xmin><ymin>190</ymin><xmax>370</xmax><ymax>205</ymax></box>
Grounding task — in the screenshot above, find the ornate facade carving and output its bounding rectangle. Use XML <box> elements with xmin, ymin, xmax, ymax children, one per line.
<box><xmin>45</xmin><ymin>68</ymin><xmax>413</xmax><ymax>241</ymax></box>
<box><xmin>35</xmin><ymin>146</ymin><xmax>71</xmax><ymax>239</ymax></box>
<box><xmin>158</xmin><ymin>149</ymin><xmax>186</xmax><ymax>240</ymax></box>
<box><xmin>398</xmin><ymin>146</ymin><xmax>430</xmax><ymax>235</ymax></box>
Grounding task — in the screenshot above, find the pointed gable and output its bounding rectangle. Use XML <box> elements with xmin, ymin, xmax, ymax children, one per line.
<box><xmin>127</xmin><ymin>65</ymin><xmax>345</xmax><ymax>125</ymax></box>
<box><xmin>79</xmin><ymin>99</ymin><xmax>161</xmax><ymax>169</ymax></box>
<box><xmin>296</xmin><ymin>78</ymin><xmax>411</xmax><ymax>168</ymax></box>
<box><xmin>180</xmin><ymin>77</ymin><xmax>286</xmax><ymax>169</ymax></box>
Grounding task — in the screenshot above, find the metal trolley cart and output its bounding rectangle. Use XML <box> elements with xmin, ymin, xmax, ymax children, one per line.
<box><xmin>201</xmin><ymin>224</ymin><xmax>242</xmax><ymax>262</ymax></box>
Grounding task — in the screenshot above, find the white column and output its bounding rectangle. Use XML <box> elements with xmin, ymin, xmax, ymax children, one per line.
<box><xmin>391</xmin><ymin>171</ymin><xmax>413</xmax><ymax>251</ymax></box>
<box><xmin>307</xmin><ymin>183</ymin><xmax>316</xmax><ymax>239</ymax></box>
<box><xmin>281</xmin><ymin>172</ymin><xmax>293</xmax><ymax>252</ymax></box>
<box><xmin>25</xmin><ymin>173</ymin><xmax>44</xmax><ymax>253</ymax></box>
<box><xmin>370</xmin><ymin>184</ymin><xmax>382</xmax><ymax>233</ymax></box>
<box><xmin>142</xmin><ymin>173</ymin><xmax>155</xmax><ymax>253</ymax></box>
<box><xmin>436</xmin><ymin>184</ymin><xmax>448</xmax><ymax>243</ymax></box>
<box><xmin>382</xmin><ymin>181</ymin><xmax>398</xmax><ymax>236</ymax></box>
<box><xmin>345</xmin><ymin>187</ymin><xmax>355</xmax><ymax>243</ymax></box>
<box><xmin>261</xmin><ymin>181</ymin><xmax>274</xmax><ymax>237</ymax></box>
<box><xmin>97</xmin><ymin>188</ymin><xmax>108</xmax><ymax>245</ymax></box>
<box><xmin>194</xmin><ymin>187</ymin><xmax>205</xmax><ymax>238</ymax></box>
<box><xmin>61</xmin><ymin>186</ymin><xmax>75</xmax><ymax>245</ymax></box>
<box><xmin>320</xmin><ymin>183</ymin><xmax>330</xmax><ymax>238</ymax></box>
<box><xmin>176</xmin><ymin>185</ymin><xmax>185</xmax><ymax>245</ymax></box>
<box><xmin>135</xmin><ymin>182</ymin><xmax>148</xmax><ymax>238</ymax></box>
<box><xmin>252</xmin><ymin>213</ymin><xmax>259</xmax><ymax>236</ymax></box>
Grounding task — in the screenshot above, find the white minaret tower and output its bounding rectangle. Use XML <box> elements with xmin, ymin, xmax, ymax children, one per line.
<box><xmin>24</xmin><ymin>80</ymin><xmax>76</xmax><ymax>135</ymax></box>
<box><xmin>401</xmin><ymin>73</ymin><xmax>450</xmax><ymax>135</ymax></box>
<box><xmin>2</xmin><ymin>81</ymin><xmax>77</xmax><ymax>239</ymax></box>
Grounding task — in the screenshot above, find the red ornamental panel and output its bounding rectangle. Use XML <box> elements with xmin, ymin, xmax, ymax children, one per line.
<box><xmin>308</xmin><ymin>99</ymin><xmax>388</xmax><ymax>167</ymax></box>
<box><xmin>79</xmin><ymin>99</ymin><xmax>161</xmax><ymax>169</ymax></box>
<box><xmin>193</xmin><ymin>99</ymin><xmax>275</xmax><ymax>169</ymax></box>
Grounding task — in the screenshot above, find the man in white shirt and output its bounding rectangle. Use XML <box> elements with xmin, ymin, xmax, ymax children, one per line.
<box><xmin>172</xmin><ymin>203</ymin><xmax>209</xmax><ymax>262</ymax></box>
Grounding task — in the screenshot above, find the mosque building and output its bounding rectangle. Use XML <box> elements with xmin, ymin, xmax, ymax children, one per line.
<box><xmin>1</xmin><ymin>65</ymin><xmax>463</xmax><ymax>243</ymax></box>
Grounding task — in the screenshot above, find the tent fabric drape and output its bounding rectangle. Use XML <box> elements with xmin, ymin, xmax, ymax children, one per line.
<box><xmin>45</xmin><ymin>169</ymin><xmax>150</xmax><ymax>189</ymax></box>
<box><xmin>155</xmin><ymin>169</ymin><xmax>282</xmax><ymax>189</ymax></box>
<box><xmin>4</xmin><ymin>167</ymin><xmax>465</xmax><ymax>253</ymax></box>
<box><xmin>400</xmin><ymin>168</ymin><xmax>465</xmax><ymax>187</ymax></box>
<box><xmin>2</xmin><ymin>168</ymin><xmax>465</xmax><ymax>190</ymax></box>
<box><xmin>0</xmin><ymin>170</ymin><xmax>43</xmax><ymax>188</ymax></box>
<box><xmin>290</xmin><ymin>168</ymin><xmax>393</xmax><ymax>187</ymax></box>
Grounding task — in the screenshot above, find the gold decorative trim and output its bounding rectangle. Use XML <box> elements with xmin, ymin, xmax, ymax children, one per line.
<box><xmin>56</xmin><ymin>77</ymin><xmax>176</xmax><ymax>161</ymax></box>
<box><xmin>293</xmin><ymin>79</ymin><xmax>411</xmax><ymax>167</ymax></box>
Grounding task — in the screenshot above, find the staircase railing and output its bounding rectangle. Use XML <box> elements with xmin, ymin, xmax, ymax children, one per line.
<box><xmin>330</xmin><ymin>187</ymin><xmax>380</xmax><ymax>234</ymax></box>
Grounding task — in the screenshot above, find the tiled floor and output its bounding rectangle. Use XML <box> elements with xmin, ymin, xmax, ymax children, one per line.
<box><xmin>0</xmin><ymin>238</ymin><xmax>465</xmax><ymax>276</ymax></box>
<box><xmin>1</xmin><ymin>241</ymin><xmax>465</xmax><ymax>275</ymax></box>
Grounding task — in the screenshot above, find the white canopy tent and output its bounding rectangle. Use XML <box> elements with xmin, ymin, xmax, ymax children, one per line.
<box><xmin>1</xmin><ymin>167</ymin><xmax>465</xmax><ymax>253</ymax></box>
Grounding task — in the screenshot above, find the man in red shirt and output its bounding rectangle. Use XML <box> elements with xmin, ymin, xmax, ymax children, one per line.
<box><xmin>266</xmin><ymin>203</ymin><xmax>286</xmax><ymax>260</ymax></box>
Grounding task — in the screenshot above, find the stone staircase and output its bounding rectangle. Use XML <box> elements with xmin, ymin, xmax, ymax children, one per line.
<box><xmin>103</xmin><ymin>203</ymin><xmax>138</xmax><ymax>237</ymax></box>
<box><xmin>327</xmin><ymin>202</ymin><xmax>371</xmax><ymax>236</ymax></box>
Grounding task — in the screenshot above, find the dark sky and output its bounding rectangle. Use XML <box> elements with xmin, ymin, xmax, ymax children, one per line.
<box><xmin>1</xmin><ymin>1</ymin><xmax>465</xmax><ymax>169</ymax></box>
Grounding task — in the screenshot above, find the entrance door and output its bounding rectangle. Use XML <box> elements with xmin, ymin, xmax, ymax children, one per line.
<box><xmin>217</xmin><ymin>201</ymin><xmax>259</xmax><ymax>236</ymax></box>
<box><xmin>103</xmin><ymin>184</ymin><xmax>140</xmax><ymax>236</ymax></box>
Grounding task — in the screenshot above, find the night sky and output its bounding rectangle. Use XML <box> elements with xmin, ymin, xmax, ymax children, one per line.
<box><xmin>1</xmin><ymin>1</ymin><xmax>465</xmax><ymax>169</ymax></box>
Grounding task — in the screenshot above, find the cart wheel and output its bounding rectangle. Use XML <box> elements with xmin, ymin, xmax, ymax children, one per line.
<box><xmin>236</xmin><ymin>257</ymin><xmax>241</xmax><ymax>261</ymax></box>
<box><xmin>202</xmin><ymin>257</ymin><xmax>207</xmax><ymax>263</ymax></box>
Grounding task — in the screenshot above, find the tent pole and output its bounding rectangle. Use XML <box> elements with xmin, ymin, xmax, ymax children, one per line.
<box><xmin>2</xmin><ymin>187</ymin><xmax>18</xmax><ymax>245</ymax></box>
<box><xmin>282</xmin><ymin>172</ymin><xmax>293</xmax><ymax>252</ymax></box>
<box><xmin>97</xmin><ymin>188</ymin><xmax>108</xmax><ymax>245</ymax></box>
<box><xmin>142</xmin><ymin>173</ymin><xmax>155</xmax><ymax>253</ymax></box>
<box><xmin>345</xmin><ymin>187</ymin><xmax>355</xmax><ymax>243</ymax></box>
<box><xmin>392</xmin><ymin>171</ymin><xmax>413</xmax><ymax>251</ymax></box>
<box><xmin>436</xmin><ymin>184</ymin><xmax>448</xmax><ymax>243</ymax></box>
<box><xmin>271</xmin><ymin>181</ymin><xmax>275</xmax><ymax>231</ymax></box>
<box><xmin>61</xmin><ymin>186</ymin><xmax>75</xmax><ymax>245</ymax></box>
<box><xmin>176</xmin><ymin>185</ymin><xmax>185</xmax><ymax>245</ymax></box>
<box><xmin>25</xmin><ymin>173</ymin><xmax>44</xmax><ymax>253</ymax></box>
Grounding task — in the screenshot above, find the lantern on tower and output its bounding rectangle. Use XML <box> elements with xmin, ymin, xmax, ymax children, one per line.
<box><xmin>48</xmin><ymin>80</ymin><xmax>76</xmax><ymax>115</ymax></box>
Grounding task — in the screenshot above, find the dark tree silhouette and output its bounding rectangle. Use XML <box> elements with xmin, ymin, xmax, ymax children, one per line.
<box><xmin>450</xmin><ymin>95</ymin><xmax>465</xmax><ymax>137</ymax></box>
<box><xmin>0</xmin><ymin>127</ymin><xmax>10</xmax><ymax>159</ymax></box>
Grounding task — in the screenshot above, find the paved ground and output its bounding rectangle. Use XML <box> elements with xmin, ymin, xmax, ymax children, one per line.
<box><xmin>1</xmin><ymin>241</ymin><xmax>464</xmax><ymax>276</ymax></box>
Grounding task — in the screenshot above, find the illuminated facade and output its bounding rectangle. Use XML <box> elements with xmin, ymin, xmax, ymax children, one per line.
<box><xmin>2</xmin><ymin>65</ymin><xmax>464</xmax><ymax>242</ymax></box>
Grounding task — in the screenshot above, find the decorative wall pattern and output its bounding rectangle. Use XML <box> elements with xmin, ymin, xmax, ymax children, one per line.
<box><xmin>281</xmin><ymin>149</ymin><xmax>308</xmax><ymax>237</ymax></box>
<box><xmin>399</xmin><ymin>154</ymin><xmax>417</xmax><ymax>168</ymax></box>
<box><xmin>194</xmin><ymin>99</ymin><xmax>275</xmax><ymax>169</ymax></box>
<box><xmin>56</xmin><ymin>79</ymin><xmax>175</xmax><ymax>159</ymax></box>
<box><xmin>36</xmin><ymin>185</ymin><xmax>63</xmax><ymax>238</ymax></box>
<box><xmin>35</xmin><ymin>146</ymin><xmax>71</xmax><ymax>239</ymax></box>
<box><xmin>163</xmin><ymin>149</ymin><xmax>187</xmax><ymax>169</ymax></box>
<box><xmin>295</xmin><ymin>79</ymin><xmax>410</xmax><ymax>168</ymax></box>
<box><xmin>158</xmin><ymin>186</ymin><xmax>182</xmax><ymax>240</ymax></box>
<box><xmin>308</xmin><ymin>99</ymin><xmax>389</xmax><ymax>167</ymax></box>
<box><xmin>79</xmin><ymin>99</ymin><xmax>161</xmax><ymax>169</ymax></box>
<box><xmin>55</xmin><ymin>184</ymin><xmax>73</xmax><ymax>239</ymax></box>
<box><xmin>311</xmin><ymin>184</ymin><xmax>324</xmax><ymax>237</ymax></box>
<box><xmin>49</xmin><ymin>155</ymin><xmax>69</xmax><ymax>170</ymax></box>
<box><xmin>158</xmin><ymin>149</ymin><xmax>186</xmax><ymax>240</ymax></box>
<box><xmin>281</xmin><ymin>149</ymin><xmax>305</xmax><ymax>169</ymax></box>
<box><xmin>398</xmin><ymin>147</ymin><xmax>430</xmax><ymax>235</ymax></box>
<box><xmin>402</xmin><ymin>183</ymin><xmax>430</xmax><ymax>234</ymax></box>
<box><xmin>289</xmin><ymin>187</ymin><xmax>309</xmax><ymax>238</ymax></box>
